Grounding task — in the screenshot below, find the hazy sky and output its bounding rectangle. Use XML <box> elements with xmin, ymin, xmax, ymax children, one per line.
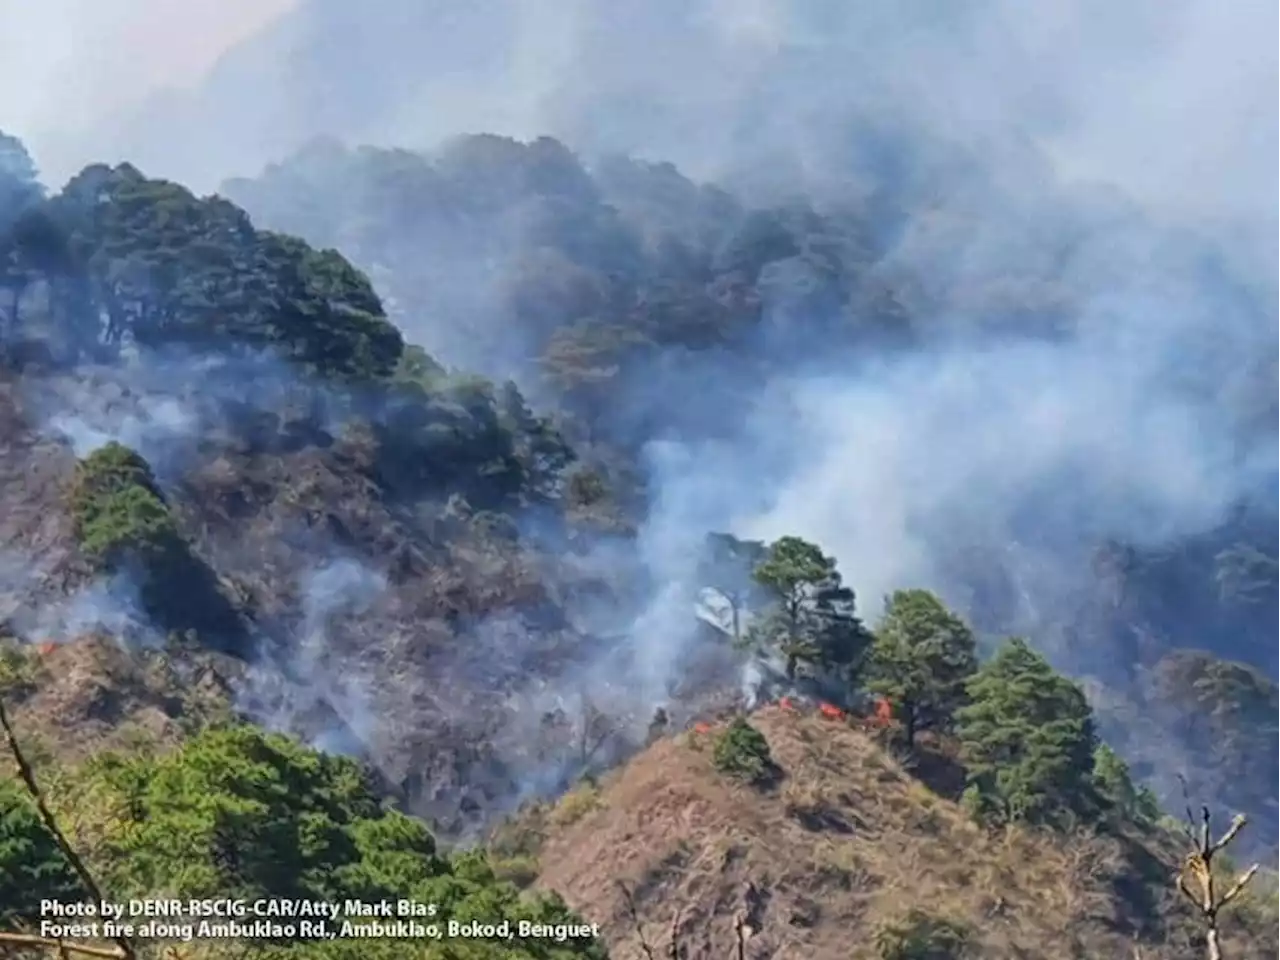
<box><xmin>0</xmin><ymin>0</ymin><xmax>1274</xmax><ymax>243</ymax></box>
<box><xmin>0</xmin><ymin>0</ymin><xmax>297</xmax><ymax>154</ymax></box>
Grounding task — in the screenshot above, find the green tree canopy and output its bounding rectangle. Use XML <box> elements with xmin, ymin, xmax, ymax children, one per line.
<box><xmin>1091</xmin><ymin>743</ymin><xmax>1160</xmax><ymax>825</ymax></box>
<box><xmin>955</xmin><ymin>638</ymin><xmax>1099</xmax><ymax>828</ymax></box>
<box><xmin>68</xmin><ymin>442</ymin><xmax>246</xmax><ymax>651</ymax></box>
<box><xmin>34</xmin><ymin>163</ymin><xmax>403</xmax><ymax>377</ymax></box>
<box><xmin>0</xmin><ymin>131</ymin><xmax>58</xmax><ymax>343</ymax></box>
<box><xmin>70</xmin><ymin>441</ymin><xmax>179</xmax><ymax>567</ymax></box>
<box><xmin>92</xmin><ymin>723</ymin><xmax>435</xmax><ymax>902</ymax></box>
<box><xmin>748</xmin><ymin>535</ymin><xmax>871</xmax><ymax>684</ymax></box>
<box><xmin>81</xmin><ymin>725</ymin><xmax>605</xmax><ymax>959</ymax></box>
<box><xmin>0</xmin><ymin>130</ymin><xmax>42</xmax><ymax>222</ymax></box>
<box><xmin>0</xmin><ymin>777</ymin><xmax>84</xmax><ymax>926</ymax></box>
<box><xmin>867</xmin><ymin>589</ymin><xmax>978</xmax><ymax>747</ymax></box>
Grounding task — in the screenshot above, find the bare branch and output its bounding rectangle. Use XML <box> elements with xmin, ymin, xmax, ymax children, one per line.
<box><xmin>1176</xmin><ymin>774</ymin><xmax>1197</xmax><ymax>840</ymax></box>
<box><xmin>1175</xmin><ymin>801</ymin><xmax>1259</xmax><ymax>960</ymax></box>
<box><xmin>0</xmin><ymin>697</ymin><xmax>137</xmax><ymax>960</ymax></box>
<box><xmin>614</xmin><ymin>881</ymin><xmax>656</xmax><ymax>960</ymax></box>
<box><xmin>732</xmin><ymin>910</ymin><xmax>747</xmax><ymax>960</ymax></box>
<box><xmin>1210</xmin><ymin>815</ymin><xmax>1248</xmax><ymax>856</ymax></box>
<box><xmin>730</xmin><ymin>880</ymin><xmax>764</xmax><ymax>960</ymax></box>
<box><xmin>0</xmin><ymin>932</ymin><xmax>124</xmax><ymax>959</ymax></box>
<box><xmin>665</xmin><ymin>905</ymin><xmax>684</xmax><ymax>960</ymax></box>
<box><xmin>1177</xmin><ymin>873</ymin><xmax>1199</xmax><ymax>907</ymax></box>
<box><xmin>1217</xmin><ymin>865</ymin><xmax>1260</xmax><ymax>910</ymax></box>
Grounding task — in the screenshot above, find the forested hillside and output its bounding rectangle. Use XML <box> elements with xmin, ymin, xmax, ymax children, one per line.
<box><xmin>2</xmin><ymin>0</ymin><xmax>1274</xmax><ymax>956</ymax></box>
<box><xmin>0</xmin><ymin>131</ymin><xmax>645</xmax><ymax>836</ymax></box>
<box><xmin>0</xmin><ymin>77</ymin><xmax>1275</xmax><ymax>960</ymax></box>
<box><xmin>222</xmin><ymin>133</ymin><xmax>1279</xmax><ymax>849</ymax></box>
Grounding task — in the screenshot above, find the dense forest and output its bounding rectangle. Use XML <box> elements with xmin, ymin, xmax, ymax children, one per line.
<box><xmin>221</xmin><ymin>133</ymin><xmax>1279</xmax><ymax>837</ymax></box>
<box><xmin>0</xmin><ymin>46</ymin><xmax>1275</xmax><ymax>956</ymax></box>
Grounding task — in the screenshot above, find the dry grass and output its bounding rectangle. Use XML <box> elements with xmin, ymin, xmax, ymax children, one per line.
<box><xmin>535</xmin><ymin>705</ymin><xmax>1279</xmax><ymax>960</ymax></box>
<box><xmin>0</xmin><ymin>367</ymin><xmax>640</xmax><ymax>843</ymax></box>
<box><xmin>0</xmin><ymin>636</ymin><xmax>234</xmax><ymax>766</ymax></box>
<box><xmin>548</xmin><ymin>780</ymin><xmax>606</xmax><ymax>828</ymax></box>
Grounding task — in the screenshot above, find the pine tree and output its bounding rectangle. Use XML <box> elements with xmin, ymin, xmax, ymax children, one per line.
<box><xmin>0</xmin><ymin>778</ymin><xmax>84</xmax><ymax>925</ymax></box>
<box><xmin>1092</xmin><ymin>744</ymin><xmax>1160</xmax><ymax>824</ymax></box>
<box><xmin>956</xmin><ymin>638</ymin><xmax>1099</xmax><ymax>828</ymax></box>
<box><xmin>748</xmin><ymin>536</ymin><xmax>871</xmax><ymax>685</ymax></box>
<box><xmin>866</xmin><ymin>590</ymin><xmax>978</xmax><ymax>748</ymax></box>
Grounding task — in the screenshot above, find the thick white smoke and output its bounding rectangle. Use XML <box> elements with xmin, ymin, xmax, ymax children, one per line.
<box><xmin>4</xmin><ymin>0</ymin><xmax>1274</xmax><ymax>245</ymax></box>
<box><xmin>0</xmin><ymin>0</ymin><xmax>1273</xmax><ymax>833</ymax></box>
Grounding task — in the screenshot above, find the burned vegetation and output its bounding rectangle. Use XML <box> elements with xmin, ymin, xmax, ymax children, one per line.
<box><xmin>0</xmin><ymin>122</ymin><xmax>1275</xmax><ymax>960</ymax></box>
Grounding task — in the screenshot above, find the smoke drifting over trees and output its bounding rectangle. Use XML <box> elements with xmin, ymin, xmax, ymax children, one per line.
<box><xmin>0</xmin><ymin>0</ymin><xmax>1275</xmax><ymax>864</ymax></box>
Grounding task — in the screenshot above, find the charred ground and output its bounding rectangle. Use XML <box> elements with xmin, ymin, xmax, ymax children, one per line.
<box><xmin>0</xmin><ymin>126</ymin><xmax>1275</xmax><ymax>959</ymax></box>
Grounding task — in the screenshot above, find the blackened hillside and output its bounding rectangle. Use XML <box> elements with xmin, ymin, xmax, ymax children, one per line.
<box><xmin>224</xmin><ymin>134</ymin><xmax>1278</xmax><ymax>848</ymax></box>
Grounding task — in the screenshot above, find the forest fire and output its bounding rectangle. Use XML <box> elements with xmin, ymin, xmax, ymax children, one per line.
<box><xmin>873</xmin><ymin>697</ymin><xmax>893</xmax><ymax>726</ymax></box>
<box><xmin>817</xmin><ymin>702</ymin><xmax>846</xmax><ymax>721</ymax></box>
<box><xmin>770</xmin><ymin>694</ymin><xmax>894</xmax><ymax>729</ymax></box>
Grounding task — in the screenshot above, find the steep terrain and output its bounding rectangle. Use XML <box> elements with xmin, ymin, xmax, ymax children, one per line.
<box><xmin>0</xmin><ymin>636</ymin><xmax>233</xmax><ymax>763</ymax></box>
<box><xmin>222</xmin><ymin>134</ymin><xmax>1280</xmax><ymax>846</ymax></box>
<box><xmin>0</xmin><ymin>109</ymin><xmax>1275</xmax><ymax>959</ymax></box>
<box><xmin>1</xmin><ymin>0</ymin><xmax>1276</xmax><ymax>956</ymax></box>
<box><xmin>527</xmin><ymin>706</ymin><xmax>1279</xmax><ymax>960</ymax></box>
<box><xmin>0</xmin><ymin>145</ymin><xmax>754</xmax><ymax>843</ymax></box>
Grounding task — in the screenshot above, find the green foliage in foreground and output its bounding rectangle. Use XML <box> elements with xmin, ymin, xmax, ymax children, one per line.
<box><xmin>0</xmin><ymin>725</ymin><xmax>605</xmax><ymax>958</ymax></box>
<box><xmin>0</xmin><ymin>777</ymin><xmax>84</xmax><ymax>926</ymax></box>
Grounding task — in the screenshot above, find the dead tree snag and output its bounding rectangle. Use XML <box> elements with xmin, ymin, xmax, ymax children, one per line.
<box><xmin>1176</xmin><ymin>806</ymin><xmax>1260</xmax><ymax>960</ymax></box>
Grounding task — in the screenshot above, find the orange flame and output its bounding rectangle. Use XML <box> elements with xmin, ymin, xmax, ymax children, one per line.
<box><xmin>779</xmin><ymin>696</ymin><xmax>796</xmax><ymax>712</ymax></box>
<box><xmin>873</xmin><ymin>697</ymin><xmax>893</xmax><ymax>726</ymax></box>
<box><xmin>818</xmin><ymin>702</ymin><xmax>846</xmax><ymax>721</ymax></box>
<box><xmin>693</xmin><ymin>722</ymin><xmax>713</xmax><ymax>734</ymax></box>
<box><xmin>37</xmin><ymin>642</ymin><xmax>57</xmax><ymax>657</ymax></box>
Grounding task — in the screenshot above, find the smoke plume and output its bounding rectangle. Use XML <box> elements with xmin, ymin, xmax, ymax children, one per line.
<box><xmin>1</xmin><ymin>0</ymin><xmax>1274</xmax><ymax>835</ymax></box>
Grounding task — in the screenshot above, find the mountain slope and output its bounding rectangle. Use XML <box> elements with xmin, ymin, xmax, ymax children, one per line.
<box><xmin>0</xmin><ymin>142</ymin><xmax>739</xmax><ymax>842</ymax></box>
<box><xmin>0</xmin><ymin>127</ymin><xmax>1276</xmax><ymax>959</ymax></box>
<box><xmin>528</xmin><ymin>705</ymin><xmax>1278</xmax><ymax>959</ymax></box>
<box><xmin>222</xmin><ymin>134</ymin><xmax>1279</xmax><ymax>847</ymax></box>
